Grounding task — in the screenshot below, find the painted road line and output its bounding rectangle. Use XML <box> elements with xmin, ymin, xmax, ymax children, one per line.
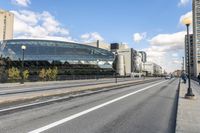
<box><xmin>28</xmin><ymin>80</ymin><xmax>167</xmax><ymax>133</ymax></box>
<box><xmin>0</xmin><ymin>78</ymin><xmax>141</xmax><ymax>95</ymax></box>
<box><xmin>0</xmin><ymin>79</ymin><xmax>158</xmax><ymax>114</ymax></box>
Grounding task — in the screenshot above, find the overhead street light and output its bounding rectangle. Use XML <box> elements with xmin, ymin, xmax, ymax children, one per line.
<box><xmin>182</xmin><ymin>17</ymin><xmax>195</xmax><ymax>98</ymax></box>
<box><xmin>21</xmin><ymin>45</ymin><xmax>26</xmax><ymax>84</ymax></box>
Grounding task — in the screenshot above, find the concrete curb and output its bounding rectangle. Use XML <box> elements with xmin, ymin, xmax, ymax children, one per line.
<box><xmin>0</xmin><ymin>79</ymin><xmax>109</xmax><ymax>88</ymax></box>
<box><xmin>175</xmin><ymin>79</ymin><xmax>181</xmax><ymax>133</ymax></box>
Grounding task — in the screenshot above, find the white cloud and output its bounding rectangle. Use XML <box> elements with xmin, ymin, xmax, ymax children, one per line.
<box><xmin>178</xmin><ymin>0</ymin><xmax>191</xmax><ymax>7</ymax></box>
<box><xmin>143</xmin><ymin>45</ymin><xmax>183</xmax><ymax>72</ymax></box>
<box><xmin>11</xmin><ymin>10</ymin><xmax>73</xmax><ymax>42</ymax></box>
<box><xmin>179</xmin><ymin>11</ymin><xmax>192</xmax><ymax>24</ymax></box>
<box><xmin>144</xmin><ymin>30</ymin><xmax>186</xmax><ymax>72</ymax></box>
<box><xmin>172</xmin><ymin>60</ymin><xmax>182</xmax><ymax>64</ymax></box>
<box><xmin>10</xmin><ymin>9</ymin><xmax>104</xmax><ymax>43</ymax></box>
<box><xmin>81</xmin><ymin>32</ymin><xmax>104</xmax><ymax>43</ymax></box>
<box><xmin>147</xmin><ymin>10</ymin><xmax>193</xmax><ymax>58</ymax></box>
<box><xmin>12</xmin><ymin>0</ymin><xmax>31</xmax><ymax>7</ymax></box>
<box><xmin>133</xmin><ymin>32</ymin><xmax>147</xmax><ymax>43</ymax></box>
<box><xmin>149</xmin><ymin>31</ymin><xmax>186</xmax><ymax>50</ymax></box>
<box><xmin>144</xmin><ymin>10</ymin><xmax>194</xmax><ymax>72</ymax></box>
<box><xmin>172</xmin><ymin>53</ymin><xmax>178</xmax><ymax>57</ymax></box>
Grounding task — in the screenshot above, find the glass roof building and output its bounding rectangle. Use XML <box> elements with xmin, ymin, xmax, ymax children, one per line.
<box><xmin>0</xmin><ymin>39</ymin><xmax>115</xmax><ymax>82</ymax></box>
<box><xmin>0</xmin><ymin>39</ymin><xmax>114</xmax><ymax>69</ymax></box>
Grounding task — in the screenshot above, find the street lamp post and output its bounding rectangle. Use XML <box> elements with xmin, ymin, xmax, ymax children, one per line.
<box><xmin>21</xmin><ymin>45</ymin><xmax>26</xmax><ymax>84</ymax></box>
<box><xmin>182</xmin><ymin>18</ymin><xmax>195</xmax><ymax>98</ymax></box>
<box><xmin>114</xmin><ymin>52</ymin><xmax>118</xmax><ymax>83</ymax></box>
<box><xmin>96</xmin><ymin>59</ymin><xmax>99</xmax><ymax>80</ymax></box>
<box><xmin>182</xmin><ymin>56</ymin><xmax>184</xmax><ymax>72</ymax></box>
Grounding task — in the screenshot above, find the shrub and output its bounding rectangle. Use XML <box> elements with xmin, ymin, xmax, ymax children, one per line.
<box><xmin>51</xmin><ymin>67</ymin><xmax>58</xmax><ymax>80</ymax></box>
<box><xmin>39</xmin><ymin>67</ymin><xmax>58</xmax><ymax>81</ymax></box>
<box><xmin>8</xmin><ymin>67</ymin><xmax>20</xmax><ymax>80</ymax></box>
<box><xmin>23</xmin><ymin>69</ymin><xmax>29</xmax><ymax>80</ymax></box>
<box><xmin>46</xmin><ymin>68</ymin><xmax>52</xmax><ymax>80</ymax></box>
<box><xmin>46</xmin><ymin>67</ymin><xmax>58</xmax><ymax>80</ymax></box>
<box><xmin>39</xmin><ymin>68</ymin><xmax>46</xmax><ymax>81</ymax></box>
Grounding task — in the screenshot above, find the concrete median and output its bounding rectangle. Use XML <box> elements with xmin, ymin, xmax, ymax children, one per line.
<box><xmin>0</xmin><ymin>78</ymin><xmax>161</xmax><ymax>108</ymax></box>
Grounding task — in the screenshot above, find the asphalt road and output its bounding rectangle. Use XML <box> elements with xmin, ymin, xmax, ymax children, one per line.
<box><xmin>0</xmin><ymin>77</ymin><xmax>148</xmax><ymax>95</ymax></box>
<box><xmin>0</xmin><ymin>78</ymin><xmax>179</xmax><ymax>133</ymax></box>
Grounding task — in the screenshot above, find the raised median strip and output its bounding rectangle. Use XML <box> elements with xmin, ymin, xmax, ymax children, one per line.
<box><xmin>0</xmin><ymin>78</ymin><xmax>147</xmax><ymax>95</ymax></box>
<box><xmin>0</xmin><ymin>78</ymin><xmax>161</xmax><ymax>115</ymax></box>
<box><xmin>0</xmin><ymin>78</ymin><xmax>109</xmax><ymax>89</ymax></box>
<box><xmin>176</xmin><ymin>81</ymin><xmax>200</xmax><ymax>133</ymax></box>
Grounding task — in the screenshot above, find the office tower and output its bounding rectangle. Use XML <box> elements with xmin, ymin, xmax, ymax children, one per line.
<box><xmin>0</xmin><ymin>9</ymin><xmax>14</xmax><ymax>41</ymax></box>
<box><xmin>193</xmin><ymin>0</ymin><xmax>200</xmax><ymax>76</ymax></box>
<box><xmin>185</xmin><ymin>34</ymin><xmax>195</xmax><ymax>77</ymax></box>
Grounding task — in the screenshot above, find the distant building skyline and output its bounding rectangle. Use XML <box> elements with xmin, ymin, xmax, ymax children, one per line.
<box><xmin>0</xmin><ymin>0</ymin><xmax>192</xmax><ymax>73</ymax></box>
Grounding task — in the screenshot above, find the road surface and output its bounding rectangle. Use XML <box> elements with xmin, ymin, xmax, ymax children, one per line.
<box><xmin>0</xmin><ymin>78</ymin><xmax>179</xmax><ymax>133</ymax></box>
<box><xmin>0</xmin><ymin>77</ymin><xmax>149</xmax><ymax>95</ymax></box>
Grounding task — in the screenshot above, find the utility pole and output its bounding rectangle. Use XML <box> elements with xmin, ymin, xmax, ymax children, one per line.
<box><xmin>182</xmin><ymin>57</ymin><xmax>184</xmax><ymax>72</ymax></box>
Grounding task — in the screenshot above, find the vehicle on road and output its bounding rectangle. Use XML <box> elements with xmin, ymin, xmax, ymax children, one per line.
<box><xmin>165</xmin><ymin>76</ymin><xmax>171</xmax><ymax>79</ymax></box>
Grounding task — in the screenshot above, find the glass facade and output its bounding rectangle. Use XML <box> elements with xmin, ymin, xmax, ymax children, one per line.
<box><xmin>0</xmin><ymin>39</ymin><xmax>114</xmax><ymax>68</ymax></box>
<box><xmin>0</xmin><ymin>39</ymin><xmax>115</xmax><ymax>82</ymax></box>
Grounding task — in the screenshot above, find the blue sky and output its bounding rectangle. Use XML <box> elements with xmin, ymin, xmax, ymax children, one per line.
<box><xmin>0</xmin><ymin>0</ymin><xmax>193</xmax><ymax>72</ymax></box>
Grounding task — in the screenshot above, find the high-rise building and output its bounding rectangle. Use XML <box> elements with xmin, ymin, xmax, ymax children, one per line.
<box><xmin>0</xmin><ymin>9</ymin><xmax>14</xmax><ymax>41</ymax></box>
<box><xmin>185</xmin><ymin>34</ymin><xmax>195</xmax><ymax>77</ymax></box>
<box><xmin>139</xmin><ymin>51</ymin><xmax>147</xmax><ymax>63</ymax></box>
<box><xmin>193</xmin><ymin>0</ymin><xmax>200</xmax><ymax>76</ymax></box>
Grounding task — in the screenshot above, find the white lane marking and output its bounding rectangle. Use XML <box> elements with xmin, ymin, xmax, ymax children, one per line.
<box><xmin>28</xmin><ymin>80</ymin><xmax>167</xmax><ymax>133</ymax></box>
<box><xmin>0</xmin><ymin>79</ymin><xmax>130</xmax><ymax>94</ymax></box>
<box><xmin>0</xmin><ymin>79</ymin><xmax>156</xmax><ymax>112</ymax></box>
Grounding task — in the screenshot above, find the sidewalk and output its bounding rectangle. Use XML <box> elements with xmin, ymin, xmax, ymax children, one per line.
<box><xmin>176</xmin><ymin>81</ymin><xmax>200</xmax><ymax>133</ymax></box>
